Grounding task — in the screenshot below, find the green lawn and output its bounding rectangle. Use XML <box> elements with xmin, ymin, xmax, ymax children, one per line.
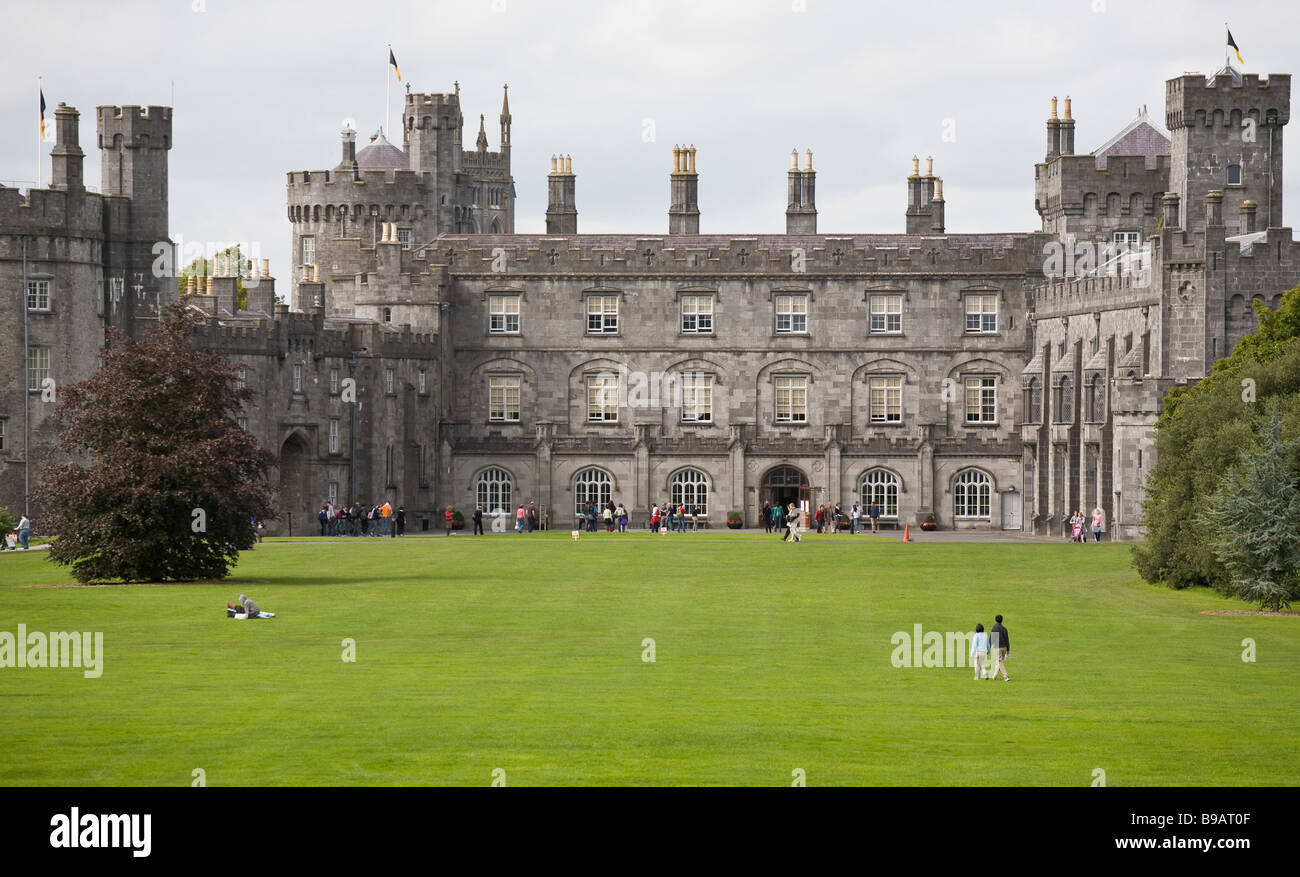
<box><xmin>0</xmin><ymin>533</ymin><xmax>1295</xmax><ymax>786</ymax></box>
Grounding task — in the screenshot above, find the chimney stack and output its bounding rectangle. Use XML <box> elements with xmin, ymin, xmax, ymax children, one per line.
<box><xmin>1240</xmin><ymin>199</ymin><xmax>1258</xmax><ymax>233</ymax></box>
<box><xmin>1205</xmin><ymin>190</ymin><xmax>1224</xmax><ymax>227</ymax></box>
<box><xmin>786</xmin><ymin>147</ymin><xmax>817</xmax><ymax>234</ymax></box>
<box><xmin>51</xmin><ymin>103</ymin><xmax>85</xmax><ymax>191</ymax></box>
<box><xmin>1060</xmin><ymin>96</ymin><xmax>1076</xmax><ymax>155</ymax></box>
<box><xmin>546</xmin><ymin>153</ymin><xmax>578</xmax><ymax>235</ymax></box>
<box><xmin>1162</xmin><ymin>192</ymin><xmax>1181</xmax><ymax>230</ymax></box>
<box><xmin>669</xmin><ymin>144</ymin><xmax>700</xmax><ymax>234</ymax></box>
<box><xmin>1046</xmin><ymin>96</ymin><xmax>1061</xmax><ymax>160</ymax></box>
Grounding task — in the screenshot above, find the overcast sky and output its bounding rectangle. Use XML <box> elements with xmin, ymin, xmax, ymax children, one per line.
<box><xmin>4</xmin><ymin>0</ymin><xmax>1297</xmax><ymax>293</ymax></box>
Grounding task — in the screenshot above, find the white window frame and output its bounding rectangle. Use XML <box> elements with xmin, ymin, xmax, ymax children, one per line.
<box><xmin>574</xmin><ymin>468</ymin><xmax>612</xmax><ymax>515</ymax></box>
<box><xmin>774</xmin><ymin>375</ymin><xmax>808</xmax><ymax>423</ymax></box>
<box><xmin>860</xmin><ymin>469</ymin><xmax>900</xmax><ymax>518</ymax></box>
<box><xmin>964</xmin><ymin>376</ymin><xmax>997</xmax><ymax>424</ymax></box>
<box><xmin>681</xmin><ymin>372</ymin><xmax>713</xmax><ymax>423</ymax></box>
<box><xmin>0</xmin><ymin>417</ymin><xmax>6</xmax><ymax>452</ymax></box>
<box><xmin>869</xmin><ymin>294</ymin><xmax>902</xmax><ymax>334</ymax></box>
<box><xmin>964</xmin><ymin>294</ymin><xmax>998</xmax><ymax>334</ymax></box>
<box><xmin>476</xmin><ymin>467</ymin><xmax>513</xmax><ymax>514</ymax></box>
<box><xmin>670</xmin><ymin>468</ymin><xmax>710</xmax><ymax>516</ymax></box>
<box><xmin>328</xmin><ymin>419</ymin><xmax>340</xmax><ymax>454</ymax></box>
<box><xmin>680</xmin><ymin>295</ymin><xmax>714</xmax><ymax>334</ymax></box>
<box><xmin>292</xmin><ymin>364</ymin><xmax>303</xmax><ymax>393</ymax></box>
<box><xmin>237</xmin><ymin>416</ymin><xmax>248</xmax><ymax>433</ymax></box>
<box><xmin>384</xmin><ymin>368</ymin><xmax>396</xmax><ymax>395</ymax></box>
<box><xmin>586</xmin><ymin>295</ymin><xmax>619</xmax><ymax>334</ymax></box>
<box><xmin>954</xmin><ymin>469</ymin><xmax>992</xmax><ymax>518</ymax></box>
<box><xmin>869</xmin><ymin>376</ymin><xmax>902</xmax><ymax>423</ymax></box>
<box><xmin>27</xmin><ymin>346</ymin><xmax>50</xmax><ymax>392</ymax></box>
<box><xmin>489</xmin><ymin>375</ymin><xmax>521</xmax><ymax>422</ymax></box>
<box><xmin>418</xmin><ymin>369</ymin><xmax>427</xmax><ymax>395</ymax></box>
<box><xmin>586</xmin><ymin>373</ymin><xmax>619</xmax><ymax>422</ymax></box>
<box><xmin>235</xmin><ymin>365</ymin><xmax>248</xmax><ymax>390</ymax></box>
<box><xmin>26</xmin><ymin>279</ymin><xmax>51</xmax><ymax>311</ymax></box>
<box><xmin>396</xmin><ymin>229</ymin><xmax>411</xmax><ymax>249</ymax></box>
<box><xmin>775</xmin><ymin>294</ymin><xmax>808</xmax><ymax>334</ymax></box>
<box><xmin>301</xmin><ymin>235</ymin><xmax>315</xmax><ymax>266</ymax></box>
<box><xmin>489</xmin><ymin>294</ymin><xmax>521</xmax><ymax>334</ymax></box>
<box><xmin>329</xmin><ymin>368</ymin><xmax>339</xmax><ymax>395</ymax></box>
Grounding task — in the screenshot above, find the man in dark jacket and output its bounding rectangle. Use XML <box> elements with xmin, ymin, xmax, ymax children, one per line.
<box><xmin>990</xmin><ymin>615</ymin><xmax>1010</xmax><ymax>681</ymax></box>
<box><xmin>472</xmin><ymin>505</ymin><xmax>484</xmax><ymax>535</ymax></box>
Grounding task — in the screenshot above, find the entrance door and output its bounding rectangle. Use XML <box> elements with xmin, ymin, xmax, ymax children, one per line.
<box><xmin>1001</xmin><ymin>490</ymin><xmax>1022</xmax><ymax>530</ymax></box>
<box><xmin>761</xmin><ymin>465</ymin><xmax>811</xmax><ymax>519</ymax></box>
<box><xmin>278</xmin><ymin>433</ymin><xmax>313</xmax><ymax>536</ymax></box>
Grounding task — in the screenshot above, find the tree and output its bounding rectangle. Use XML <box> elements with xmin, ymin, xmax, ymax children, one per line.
<box><xmin>1133</xmin><ymin>284</ymin><xmax>1300</xmax><ymax>590</ymax></box>
<box><xmin>36</xmin><ymin>305</ymin><xmax>275</xmax><ymax>582</ymax></box>
<box><xmin>1200</xmin><ymin>411</ymin><xmax>1300</xmax><ymax>611</ymax></box>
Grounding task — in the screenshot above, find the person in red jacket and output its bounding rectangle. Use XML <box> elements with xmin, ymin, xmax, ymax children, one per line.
<box><xmin>444</xmin><ymin>506</ymin><xmax>454</xmax><ymax>535</ymax></box>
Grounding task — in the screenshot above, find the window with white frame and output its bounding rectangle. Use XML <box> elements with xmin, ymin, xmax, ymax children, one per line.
<box><xmin>328</xmin><ymin>419</ymin><xmax>340</xmax><ymax>454</ymax></box>
<box><xmin>775</xmin><ymin>375</ymin><xmax>808</xmax><ymax>423</ymax></box>
<box><xmin>396</xmin><ymin>229</ymin><xmax>411</xmax><ymax>249</ymax></box>
<box><xmin>26</xmin><ymin>280</ymin><xmax>50</xmax><ymax>310</ymax></box>
<box><xmin>587</xmin><ymin>295</ymin><xmax>619</xmax><ymax>333</ymax></box>
<box><xmin>0</xmin><ymin>418</ymin><xmax>6</xmax><ymax>452</ymax></box>
<box><xmin>237</xmin><ymin>417</ymin><xmax>248</xmax><ymax>432</ymax></box>
<box><xmin>954</xmin><ymin>469</ymin><xmax>992</xmax><ymax>518</ymax></box>
<box><xmin>965</xmin><ymin>376</ymin><xmax>997</xmax><ymax>423</ymax></box>
<box><xmin>670</xmin><ymin>468</ymin><xmax>709</xmax><ymax>515</ymax></box>
<box><xmin>964</xmin><ymin>294</ymin><xmax>998</xmax><ymax>333</ymax></box>
<box><xmin>869</xmin><ymin>376</ymin><xmax>902</xmax><ymax>423</ymax></box>
<box><xmin>681</xmin><ymin>295</ymin><xmax>713</xmax><ymax>333</ymax></box>
<box><xmin>418</xmin><ymin>369</ymin><xmax>427</xmax><ymax>394</ymax></box>
<box><xmin>328</xmin><ymin>482</ymin><xmax>338</xmax><ymax>505</ymax></box>
<box><xmin>775</xmin><ymin>294</ymin><xmax>808</xmax><ymax>333</ymax></box>
<box><xmin>292</xmin><ymin>364</ymin><xmax>303</xmax><ymax>393</ymax></box>
<box><xmin>476</xmin><ymin>467</ymin><xmax>513</xmax><ymax>514</ymax></box>
<box><xmin>109</xmin><ymin>277</ymin><xmax>123</xmax><ymax>303</ymax></box>
<box><xmin>869</xmin><ymin>294</ymin><xmax>902</xmax><ymax>333</ymax></box>
<box><xmin>27</xmin><ymin>346</ymin><xmax>50</xmax><ymax>392</ymax></box>
<box><xmin>860</xmin><ymin>469</ymin><xmax>900</xmax><ymax>518</ymax></box>
<box><xmin>235</xmin><ymin>366</ymin><xmax>248</xmax><ymax>390</ymax></box>
<box><xmin>384</xmin><ymin>368</ymin><xmax>395</xmax><ymax>394</ymax></box>
<box><xmin>489</xmin><ymin>294</ymin><xmax>520</xmax><ymax>333</ymax></box>
<box><xmin>681</xmin><ymin>372</ymin><xmax>713</xmax><ymax>423</ymax></box>
<box><xmin>586</xmin><ymin>373</ymin><xmax>619</xmax><ymax>422</ymax></box>
<box><xmin>301</xmin><ymin>236</ymin><xmax>315</xmax><ymax>266</ymax></box>
<box><xmin>329</xmin><ymin>368</ymin><xmax>339</xmax><ymax>395</ymax></box>
<box><xmin>489</xmin><ymin>375</ymin><xmax>521</xmax><ymax>422</ymax></box>
<box><xmin>574</xmin><ymin>468</ymin><xmax>612</xmax><ymax>515</ymax></box>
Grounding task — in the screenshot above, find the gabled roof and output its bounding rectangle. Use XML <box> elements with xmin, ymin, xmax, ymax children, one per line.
<box><xmin>1092</xmin><ymin>107</ymin><xmax>1170</xmax><ymax>170</ymax></box>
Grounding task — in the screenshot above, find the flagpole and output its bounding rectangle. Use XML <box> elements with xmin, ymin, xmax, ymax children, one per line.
<box><xmin>1225</xmin><ymin>23</ymin><xmax>1229</xmax><ymax>69</ymax></box>
<box><xmin>36</xmin><ymin>75</ymin><xmax>42</xmax><ymax>189</ymax></box>
<box><xmin>385</xmin><ymin>44</ymin><xmax>391</xmax><ymax>138</ymax></box>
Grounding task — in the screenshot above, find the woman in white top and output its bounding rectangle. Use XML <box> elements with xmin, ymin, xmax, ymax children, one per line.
<box><xmin>970</xmin><ymin>623</ymin><xmax>991</xmax><ymax>681</ymax></box>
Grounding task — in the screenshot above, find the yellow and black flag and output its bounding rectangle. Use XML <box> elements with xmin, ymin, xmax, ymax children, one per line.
<box><xmin>389</xmin><ymin>48</ymin><xmax>401</xmax><ymax>82</ymax></box>
<box><xmin>1227</xmin><ymin>27</ymin><xmax>1244</xmax><ymax>65</ymax></box>
<box><xmin>39</xmin><ymin>88</ymin><xmax>46</xmax><ymax>139</ymax></box>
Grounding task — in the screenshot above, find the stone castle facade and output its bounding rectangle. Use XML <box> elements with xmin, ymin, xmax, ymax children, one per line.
<box><xmin>0</xmin><ymin>67</ymin><xmax>1293</xmax><ymax>538</ymax></box>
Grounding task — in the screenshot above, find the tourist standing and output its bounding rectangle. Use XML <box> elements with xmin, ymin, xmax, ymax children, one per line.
<box><xmin>783</xmin><ymin>503</ymin><xmax>801</xmax><ymax>542</ymax></box>
<box><xmin>868</xmin><ymin>501</ymin><xmax>880</xmax><ymax>533</ymax></box>
<box><xmin>444</xmin><ymin>506</ymin><xmax>455</xmax><ymax>535</ymax></box>
<box><xmin>851</xmin><ymin>502</ymin><xmax>861</xmax><ymax>535</ymax></box>
<box><xmin>990</xmin><ymin>615</ymin><xmax>1010</xmax><ymax>681</ymax></box>
<box><xmin>1091</xmin><ymin>507</ymin><xmax>1104</xmax><ymax>542</ymax></box>
<box><xmin>16</xmin><ymin>513</ymin><xmax>31</xmax><ymax>550</ymax></box>
<box><xmin>473</xmin><ymin>505</ymin><xmax>484</xmax><ymax>535</ymax></box>
<box><xmin>970</xmin><ymin>623</ymin><xmax>990</xmax><ymax>681</ymax></box>
<box><xmin>762</xmin><ymin>501</ymin><xmax>772</xmax><ymax>533</ymax></box>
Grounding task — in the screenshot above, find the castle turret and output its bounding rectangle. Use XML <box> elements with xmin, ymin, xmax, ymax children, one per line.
<box><xmin>50</xmin><ymin>103</ymin><xmax>85</xmax><ymax>191</ymax></box>
<box><xmin>669</xmin><ymin>145</ymin><xmax>700</xmax><ymax>234</ymax></box>
<box><xmin>546</xmin><ymin>154</ymin><xmax>577</xmax><ymax>235</ymax></box>
<box><xmin>98</xmin><ymin>104</ymin><xmax>171</xmax><ymax>242</ymax></box>
<box><xmin>786</xmin><ymin>149</ymin><xmax>817</xmax><ymax>234</ymax></box>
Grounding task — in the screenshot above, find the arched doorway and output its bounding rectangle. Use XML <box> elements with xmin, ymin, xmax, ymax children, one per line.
<box><xmin>761</xmin><ymin>465</ymin><xmax>810</xmax><ymax>516</ymax></box>
<box><xmin>278</xmin><ymin>432</ymin><xmax>313</xmax><ymax>536</ymax></box>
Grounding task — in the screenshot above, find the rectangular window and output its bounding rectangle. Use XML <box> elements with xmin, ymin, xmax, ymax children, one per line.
<box><xmin>396</xmin><ymin>229</ymin><xmax>411</xmax><ymax>249</ymax></box>
<box><xmin>775</xmin><ymin>376</ymin><xmax>808</xmax><ymax>423</ymax></box>
<box><xmin>587</xmin><ymin>295</ymin><xmax>619</xmax><ymax>333</ymax></box>
<box><xmin>292</xmin><ymin>364</ymin><xmax>303</xmax><ymax>393</ymax></box>
<box><xmin>27</xmin><ymin>346</ymin><xmax>50</xmax><ymax>392</ymax></box>
<box><xmin>869</xmin><ymin>294</ymin><xmax>902</xmax><ymax>333</ymax></box>
<box><xmin>489</xmin><ymin>294</ymin><xmax>521</xmax><ymax>333</ymax></box>
<box><xmin>965</xmin><ymin>376</ymin><xmax>998</xmax><ymax>423</ymax></box>
<box><xmin>26</xmin><ymin>280</ymin><xmax>50</xmax><ymax>310</ymax></box>
<box><xmin>385</xmin><ymin>445</ymin><xmax>395</xmax><ymax>487</ymax></box>
<box><xmin>775</xmin><ymin>294</ymin><xmax>808</xmax><ymax>333</ymax></box>
<box><xmin>235</xmin><ymin>366</ymin><xmax>248</xmax><ymax>390</ymax></box>
<box><xmin>586</xmin><ymin>374</ymin><xmax>619</xmax><ymax>422</ymax></box>
<box><xmin>301</xmin><ymin>236</ymin><xmax>315</xmax><ymax>266</ymax></box>
<box><xmin>681</xmin><ymin>373</ymin><xmax>713</xmax><ymax>422</ymax></box>
<box><xmin>965</xmin><ymin>294</ymin><xmax>998</xmax><ymax>333</ymax></box>
<box><xmin>328</xmin><ymin>419</ymin><xmax>340</xmax><ymax>454</ymax></box>
<box><xmin>237</xmin><ymin>417</ymin><xmax>248</xmax><ymax>432</ymax></box>
<box><xmin>680</xmin><ymin>295</ymin><xmax>714</xmax><ymax>334</ymax></box>
<box><xmin>109</xmin><ymin>277</ymin><xmax>124</xmax><ymax>303</ymax></box>
<box><xmin>329</xmin><ymin>368</ymin><xmax>339</xmax><ymax>395</ymax></box>
<box><xmin>0</xmin><ymin>418</ymin><xmax>6</xmax><ymax>452</ymax></box>
<box><xmin>418</xmin><ymin>369</ymin><xmax>427</xmax><ymax>394</ymax></box>
<box><xmin>328</xmin><ymin>482</ymin><xmax>338</xmax><ymax>505</ymax></box>
<box><xmin>489</xmin><ymin>376</ymin><xmax>521</xmax><ymax>422</ymax></box>
<box><xmin>384</xmin><ymin>368</ymin><xmax>395</xmax><ymax>394</ymax></box>
<box><xmin>869</xmin><ymin>376</ymin><xmax>902</xmax><ymax>423</ymax></box>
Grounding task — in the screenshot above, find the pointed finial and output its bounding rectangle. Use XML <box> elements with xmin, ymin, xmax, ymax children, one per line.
<box><xmin>501</xmin><ymin>83</ymin><xmax>511</xmax><ymax>117</ymax></box>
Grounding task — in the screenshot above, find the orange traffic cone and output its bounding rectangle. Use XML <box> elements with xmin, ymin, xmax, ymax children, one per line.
<box><xmin>903</xmin><ymin>524</ymin><xmax>911</xmax><ymax>542</ymax></box>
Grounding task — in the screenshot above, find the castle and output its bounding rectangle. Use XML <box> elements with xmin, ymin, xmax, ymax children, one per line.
<box><xmin>0</xmin><ymin>66</ymin><xmax>1293</xmax><ymax>539</ymax></box>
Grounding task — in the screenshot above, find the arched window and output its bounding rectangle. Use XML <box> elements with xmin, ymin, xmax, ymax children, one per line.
<box><xmin>669</xmin><ymin>468</ymin><xmax>709</xmax><ymax>515</ymax></box>
<box><xmin>1086</xmin><ymin>374</ymin><xmax>1104</xmax><ymax>422</ymax></box>
<box><xmin>574</xmin><ymin>468</ymin><xmax>611</xmax><ymax>515</ymax></box>
<box><xmin>1026</xmin><ymin>377</ymin><xmax>1042</xmax><ymax>423</ymax></box>
<box><xmin>1055</xmin><ymin>376</ymin><xmax>1073</xmax><ymax>423</ymax></box>
<box><xmin>383</xmin><ymin>307</ymin><xmax>392</xmax><ymax>323</ymax></box>
<box><xmin>476</xmin><ymin>467</ymin><xmax>512</xmax><ymax>515</ymax></box>
<box><xmin>954</xmin><ymin>469</ymin><xmax>991</xmax><ymax>518</ymax></box>
<box><xmin>860</xmin><ymin>469</ymin><xmax>900</xmax><ymax>518</ymax></box>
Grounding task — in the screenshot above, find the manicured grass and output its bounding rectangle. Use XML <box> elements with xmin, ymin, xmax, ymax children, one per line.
<box><xmin>0</xmin><ymin>532</ymin><xmax>1295</xmax><ymax>786</ymax></box>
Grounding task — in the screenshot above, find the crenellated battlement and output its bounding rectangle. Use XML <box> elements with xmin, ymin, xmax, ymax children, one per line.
<box><xmin>96</xmin><ymin>105</ymin><xmax>173</xmax><ymax>149</ymax></box>
<box><xmin>1166</xmin><ymin>72</ymin><xmax>1291</xmax><ymax>129</ymax></box>
<box><xmin>1032</xmin><ymin>271</ymin><xmax>1160</xmax><ymax>317</ymax></box>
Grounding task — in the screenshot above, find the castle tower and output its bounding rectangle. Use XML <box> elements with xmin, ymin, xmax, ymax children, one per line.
<box><xmin>786</xmin><ymin>149</ymin><xmax>817</xmax><ymax>234</ymax></box>
<box><xmin>669</xmin><ymin>145</ymin><xmax>700</xmax><ymax>234</ymax></box>
<box><xmin>50</xmin><ymin>103</ymin><xmax>85</xmax><ymax>191</ymax></box>
<box><xmin>546</xmin><ymin>154</ymin><xmax>577</xmax><ymax>235</ymax></box>
<box><xmin>404</xmin><ymin>90</ymin><xmax>462</xmax><ymax>232</ymax></box>
<box><xmin>1166</xmin><ymin>71</ymin><xmax>1290</xmax><ymax>231</ymax></box>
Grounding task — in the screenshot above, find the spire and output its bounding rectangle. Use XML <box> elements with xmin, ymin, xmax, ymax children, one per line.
<box><xmin>499</xmin><ymin>84</ymin><xmax>511</xmax><ymax>149</ymax></box>
<box><xmin>477</xmin><ymin>113</ymin><xmax>488</xmax><ymax>151</ymax></box>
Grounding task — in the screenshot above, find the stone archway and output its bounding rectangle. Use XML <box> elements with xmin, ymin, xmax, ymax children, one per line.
<box><xmin>277</xmin><ymin>432</ymin><xmax>314</xmax><ymax>536</ymax></box>
<box><xmin>760</xmin><ymin>465</ymin><xmax>810</xmax><ymax>517</ymax></box>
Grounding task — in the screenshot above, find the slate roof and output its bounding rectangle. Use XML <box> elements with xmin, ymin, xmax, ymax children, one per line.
<box><xmin>1092</xmin><ymin>108</ymin><xmax>1170</xmax><ymax>170</ymax></box>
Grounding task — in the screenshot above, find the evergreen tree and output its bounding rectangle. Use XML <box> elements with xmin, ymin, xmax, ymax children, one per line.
<box><xmin>1201</xmin><ymin>411</ymin><xmax>1300</xmax><ymax>612</ymax></box>
<box><xmin>36</xmin><ymin>305</ymin><xmax>275</xmax><ymax>582</ymax></box>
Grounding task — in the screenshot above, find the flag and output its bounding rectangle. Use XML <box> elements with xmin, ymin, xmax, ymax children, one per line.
<box><xmin>389</xmin><ymin>48</ymin><xmax>401</xmax><ymax>82</ymax></box>
<box><xmin>39</xmin><ymin>89</ymin><xmax>46</xmax><ymax>139</ymax></box>
<box><xmin>1227</xmin><ymin>28</ymin><xmax>1244</xmax><ymax>65</ymax></box>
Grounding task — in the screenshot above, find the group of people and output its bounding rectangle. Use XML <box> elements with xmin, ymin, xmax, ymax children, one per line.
<box><xmin>1068</xmin><ymin>508</ymin><xmax>1105</xmax><ymax>543</ymax></box>
<box><xmin>968</xmin><ymin>615</ymin><xmax>1011</xmax><ymax>681</ymax></box>
<box><xmin>318</xmin><ymin>500</ymin><xmax>405</xmax><ymax>537</ymax></box>
<box><xmin>465</xmin><ymin>502</ymin><xmax>542</xmax><ymax>535</ymax></box>
<box><xmin>762</xmin><ymin>501</ymin><xmax>884</xmax><ymax>536</ymax></box>
<box><xmin>648</xmin><ymin>502</ymin><xmax>704</xmax><ymax>533</ymax></box>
